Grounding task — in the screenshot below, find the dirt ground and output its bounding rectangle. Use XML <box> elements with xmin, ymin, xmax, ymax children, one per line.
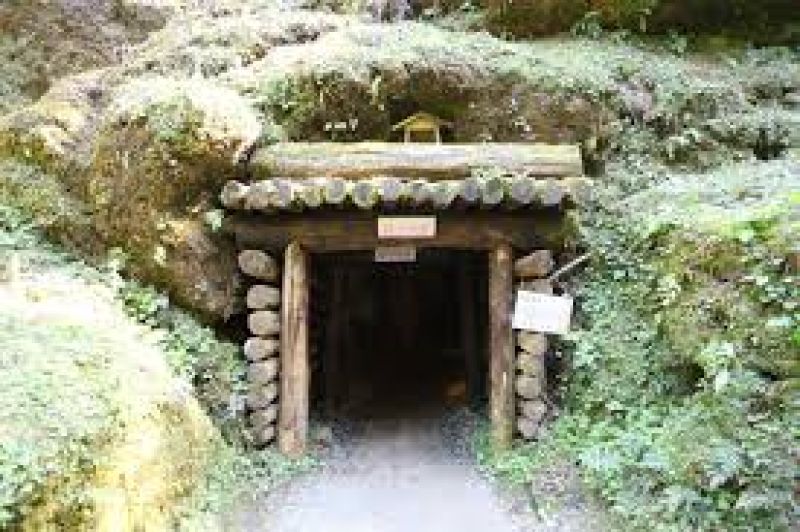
<box><xmin>227</xmin><ymin>405</ymin><xmax>605</xmax><ymax>532</ymax></box>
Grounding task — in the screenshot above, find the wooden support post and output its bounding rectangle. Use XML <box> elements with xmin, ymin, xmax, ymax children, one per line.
<box><xmin>279</xmin><ymin>241</ymin><xmax>309</xmax><ymax>457</ymax></box>
<box><xmin>489</xmin><ymin>244</ymin><xmax>514</xmax><ymax>450</ymax></box>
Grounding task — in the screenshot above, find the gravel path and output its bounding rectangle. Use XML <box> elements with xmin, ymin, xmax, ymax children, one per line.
<box><xmin>229</xmin><ymin>406</ymin><xmax>605</xmax><ymax>532</ymax></box>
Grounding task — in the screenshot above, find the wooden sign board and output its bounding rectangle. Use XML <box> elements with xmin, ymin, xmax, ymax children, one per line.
<box><xmin>374</xmin><ymin>246</ymin><xmax>417</xmax><ymax>263</ymax></box>
<box><xmin>512</xmin><ymin>291</ymin><xmax>573</xmax><ymax>335</ymax></box>
<box><xmin>377</xmin><ymin>217</ymin><xmax>436</xmax><ymax>239</ymax></box>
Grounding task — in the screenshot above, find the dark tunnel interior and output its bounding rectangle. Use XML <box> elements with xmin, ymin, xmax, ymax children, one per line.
<box><xmin>310</xmin><ymin>249</ymin><xmax>489</xmax><ymax>422</ymax></box>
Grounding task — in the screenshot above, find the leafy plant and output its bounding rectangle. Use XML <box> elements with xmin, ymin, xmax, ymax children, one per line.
<box><xmin>484</xmin><ymin>159</ymin><xmax>799</xmax><ymax>530</ymax></box>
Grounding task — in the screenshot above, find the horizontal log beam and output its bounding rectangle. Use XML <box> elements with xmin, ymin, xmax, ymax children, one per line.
<box><xmin>227</xmin><ymin>212</ymin><xmax>569</xmax><ymax>252</ymax></box>
<box><xmin>225</xmin><ymin>176</ymin><xmax>591</xmax><ymax>213</ymax></box>
<box><xmin>251</xmin><ymin>142</ymin><xmax>583</xmax><ymax>180</ymax></box>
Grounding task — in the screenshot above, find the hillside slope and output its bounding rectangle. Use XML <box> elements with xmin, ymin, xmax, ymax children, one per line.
<box><xmin>0</xmin><ymin>2</ymin><xmax>797</xmax><ymax>530</ymax></box>
<box><xmin>0</xmin><ymin>207</ymin><xmax>218</xmax><ymax>529</ymax></box>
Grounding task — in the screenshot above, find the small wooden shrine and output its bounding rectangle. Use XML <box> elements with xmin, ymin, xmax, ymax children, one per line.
<box><xmin>220</xmin><ymin>142</ymin><xmax>589</xmax><ymax>457</ymax></box>
<box><xmin>391</xmin><ymin>112</ymin><xmax>454</xmax><ymax>143</ymax></box>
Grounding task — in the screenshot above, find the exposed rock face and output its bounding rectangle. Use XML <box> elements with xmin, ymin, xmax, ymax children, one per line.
<box><xmin>2</xmin><ymin>75</ymin><xmax>262</xmax><ymax>319</ymax></box>
<box><xmin>227</xmin><ymin>24</ymin><xmax>605</xmax><ymax>144</ymax></box>
<box><xmin>83</xmin><ymin>78</ymin><xmax>261</xmax><ymax>318</ymax></box>
<box><xmin>483</xmin><ymin>0</ymin><xmax>586</xmax><ymax>38</ymax></box>
<box><xmin>0</xmin><ymin>0</ymin><xmax>168</xmax><ymax>112</ymax></box>
<box><xmin>485</xmin><ymin>0</ymin><xmax>800</xmax><ymax>39</ymax></box>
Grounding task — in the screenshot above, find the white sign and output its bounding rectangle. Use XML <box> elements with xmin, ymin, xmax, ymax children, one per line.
<box><xmin>377</xmin><ymin>216</ymin><xmax>436</xmax><ymax>239</ymax></box>
<box><xmin>512</xmin><ymin>291</ymin><xmax>573</xmax><ymax>335</ymax></box>
<box><xmin>374</xmin><ymin>246</ymin><xmax>417</xmax><ymax>263</ymax></box>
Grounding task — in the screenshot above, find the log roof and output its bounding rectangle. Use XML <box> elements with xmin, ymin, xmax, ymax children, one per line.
<box><xmin>223</xmin><ymin>142</ymin><xmax>590</xmax><ymax>213</ymax></box>
<box><xmin>221</xmin><ymin>175</ymin><xmax>591</xmax><ymax>213</ymax></box>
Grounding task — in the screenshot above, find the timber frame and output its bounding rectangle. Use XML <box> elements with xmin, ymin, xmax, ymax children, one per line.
<box><xmin>224</xmin><ymin>142</ymin><xmax>587</xmax><ymax>457</ymax></box>
<box><xmin>226</xmin><ymin>211</ymin><xmax>570</xmax><ymax>253</ymax></box>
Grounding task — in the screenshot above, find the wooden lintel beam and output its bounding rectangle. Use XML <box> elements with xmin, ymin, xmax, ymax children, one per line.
<box><xmin>227</xmin><ymin>212</ymin><xmax>568</xmax><ymax>253</ymax></box>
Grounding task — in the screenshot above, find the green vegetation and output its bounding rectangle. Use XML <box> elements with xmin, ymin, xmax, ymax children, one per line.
<box><xmin>483</xmin><ymin>158</ymin><xmax>799</xmax><ymax>530</ymax></box>
<box><xmin>1</xmin><ymin>1</ymin><xmax>798</xmax><ymax>529</ymax></box>
<box><xmin>0</xmin><ymin>203</ymin><xmax>312</xmax><ymax>529</ymax></box>
<box><xmin>0</xmin><ymin>315</ymin><xmax>123</xmax><ymax>527</ymax></box>
<box><xmin>116</xmin><ymin>276</ymin><xmax>249</xmax><ymax>443</ymax></box>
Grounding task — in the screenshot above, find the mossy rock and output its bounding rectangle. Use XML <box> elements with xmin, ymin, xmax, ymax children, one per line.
<box><xmin>84</xmin><ymin>78</ymin><xmax>262</xmax><ymax>319</ymax></box>
<box><xmin>3</xmin><ymin>75</ymin><xmax>262</xmax><ymax>320</ymax></box>
<box><xmin>230</xmin><ymin>24</ymin><xmax>607</xmax><ymax>143</ymax></box>
<box><xmin>0</xmin><ymin>0</ymin><xmax>167</xmax><ymax>110</ymax></box>
<box><xmin>1</xmin><ymin>275</ymin><xmax>218</xmax><ymax>530</ymax></box>
<box><xmin>484</xmin><ymin>0</ymin><xmax>800</xmax><ymax>41</ymax></box>
<box><xmin>483</xmin><ymin>0</ymin><xmax>588</xmax><ymax>37</ymax></box>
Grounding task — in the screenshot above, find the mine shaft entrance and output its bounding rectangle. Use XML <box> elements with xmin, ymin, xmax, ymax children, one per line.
<box><xmin>310</xmin><ymin>250</ymin><xmax>488</xmax><ymax>423</ymax></box>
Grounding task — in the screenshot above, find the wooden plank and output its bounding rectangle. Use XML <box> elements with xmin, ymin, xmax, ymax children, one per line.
<box><xmin>489</xmin><ymin>243</ymin><xmax>514</xmax><ymax>450</ymax></box>
<box><xmin>279</xmin><ymin>241</ymin><xmax>309</xmax><ymax>457</ymax></box>
<box><xmin>251</xmin><ymin>142</ymin><xmax>583</xmax><ymax>180</ymax></box>
<box><xmin>227</xmin><ymin>212</ymin><xmax>568</xmax><ymax>252</ymax></box>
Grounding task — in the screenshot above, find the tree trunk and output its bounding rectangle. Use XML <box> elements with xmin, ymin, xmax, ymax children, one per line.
<box><xmin>251</xmin><ymin>142</ymin><xmax>583</xmax><ymax>180</ymax></box>
<box><xmin>323</xmin><ymin>177</ymin><xmax>348</xmax><ymax>206</ymax></box>
<box><xmin>220</xmin><ymin>180</ymin><xmax>248</xmax><ymax>208</ymax></box>
<box><xmin>351</xmin><ymin>180</ymin><xmax>379</xmax><ymax>209</ymax></box>
<box><xmin>245</xmin><ymin>181</ymin><xmax>274</xmax><ymax>211</ymax></box>
<box><xmin>248</xmin><ymin>358</ymin><xmax>280</xmax><ymax>385</ymax></box>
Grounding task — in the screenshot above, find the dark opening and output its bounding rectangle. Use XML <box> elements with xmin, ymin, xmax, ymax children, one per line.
<box><xmin>309</xmin><ymin>249</ymin><xmax>488</xmax><ymax>423</ymax></box>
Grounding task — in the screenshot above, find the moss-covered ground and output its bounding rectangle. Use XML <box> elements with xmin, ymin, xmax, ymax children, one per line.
<box><xmin>482</xmin><ymin>157</ymin><xmax>798</xmax><ymax>531</ymax></box>
<box><xmin>0</xmin><ymin>201</ymin><xmax>314</xmax><ymax>530</ymax></box>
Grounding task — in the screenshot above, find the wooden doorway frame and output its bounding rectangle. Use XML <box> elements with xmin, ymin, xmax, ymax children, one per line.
<box><xmin>228</xmin><ymin>212</ymin><xmax>562</xmax><ymax>456</ymax></box>
<box><xmin>276</xmin><ymin>241</ymin><xmax>514</xmax><ymax>457</ymax></box>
